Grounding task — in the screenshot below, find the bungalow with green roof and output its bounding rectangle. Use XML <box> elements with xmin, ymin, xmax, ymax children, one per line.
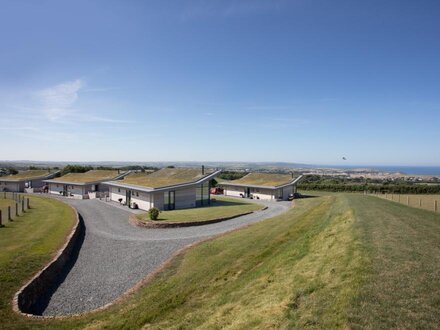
<box><xmin>219</xmin><ymin>172</ymin><xmax>304</xmax><ymax>201</ymax></box>
<box><xmin>104</xmin><ymin>167</ymin><xmax>221</xmax><ymax>211</ymax></box>
<box><xmin>44</xmin><ymin>170</ymin><xmax>129</xmax><ymax>199</ymax></box>
<box><xmin>0</xmin><ymin>170</ymin><xmax>59</xmax><ymax>192</ymax></box>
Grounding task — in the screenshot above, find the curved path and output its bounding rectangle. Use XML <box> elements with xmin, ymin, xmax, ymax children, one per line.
<box><xmin>42</xmin><ymin>198</ymin><xmax>291</xmax><ymax>316</ymax></box>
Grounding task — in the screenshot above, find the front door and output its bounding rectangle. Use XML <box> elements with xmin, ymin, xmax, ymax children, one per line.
<box><xmin>126</xmin><ymin>190</ymin><xmax>131</xmax><ymax>206</ymax></box>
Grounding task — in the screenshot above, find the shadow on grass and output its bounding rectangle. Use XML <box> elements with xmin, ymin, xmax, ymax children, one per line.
<box><xmin>209</xmin><ymin>199</ymin><xmax>253</xmax><ymax>207</ymax></box>
<box><xmin>298</xmin><ymin>194</ymin><xmax>319</xmax><ymax>199</ymax></box>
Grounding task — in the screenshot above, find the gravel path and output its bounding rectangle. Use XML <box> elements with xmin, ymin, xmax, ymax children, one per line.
<box><xmin>42</xmin><ymin>198</ymin><xmax>290</xmax><ymax>316</ymax></box>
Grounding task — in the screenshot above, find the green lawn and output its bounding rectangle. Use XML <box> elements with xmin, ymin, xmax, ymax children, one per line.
<box><xmin>137</xmin><ymin>196</ymin><xmax>263</xmax><ymax>223</ymax></box>
<box><xmin>3</xmin><ymin>193</ymin><xmax>440</xmax><ymax>329</ymax></box>
<box><xmin>0</xmin><ymin>196</ymin><xmax>76</xmax><ymax>329</ymax></box>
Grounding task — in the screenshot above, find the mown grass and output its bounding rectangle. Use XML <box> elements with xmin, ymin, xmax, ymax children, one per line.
<box><xmin>0</xmin><ymin>196</ymin><xmax>76</xmax><ymax>329</ymax></box>
<box><xmin>137</xmin><ymin>196</ymin><xmax>262</xmax><ymax>223</ymax></box>
<box><xmin>348</xmin><ymin>195</ymin><xmax>440</xmax><ymax>329</ymax></box>
<box><xmin>3</xmin><ymin>193</ymin><xmax>440</xmax><ymax>329</ymax></box>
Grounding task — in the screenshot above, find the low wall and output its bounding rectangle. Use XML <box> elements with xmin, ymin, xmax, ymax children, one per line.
<box><xmin>13</xmin><ymin>205</ymin><xmax>85</xmax><ymax>317</ymax></box>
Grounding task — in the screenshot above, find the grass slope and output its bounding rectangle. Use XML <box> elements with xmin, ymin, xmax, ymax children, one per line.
<box><xmin>138</xmin><ymin>197</ymin><xmax>262</xmax><ymax>223</ymax></box>
<box><xmin>0</xmin><ymin>196</ymin><xmax>76</xmax><ymax>329</ymax></box>
<box><xmin>2</xmin><ymin>170</ymin><xmax>49</xmax><ymax>181</ymax></box>
<box><xmin>225</xmin><ymin>172</ymin><xmax>295</xmax><ymax>187</ymax></box>
<box><xmin>348</xmin><ymin>195</ymin><xmax>440</xmax><ymax>329</ymax></box>
<box><xmin>3</xmin><ymin>193</ymin><xmax>440</xmax><ymax>329</ymax></box>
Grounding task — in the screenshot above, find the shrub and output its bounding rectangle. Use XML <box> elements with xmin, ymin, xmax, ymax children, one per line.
<box><xmin>148</xmin><ymin>207</ymin><xmax>160</xmax><ymax>220</ymax></box>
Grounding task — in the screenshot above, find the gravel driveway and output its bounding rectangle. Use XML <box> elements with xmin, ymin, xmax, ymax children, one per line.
<box><xmin>42</xmin><ymin>198</ymin><xmax>291</xmax><ymax>316</ymax></box>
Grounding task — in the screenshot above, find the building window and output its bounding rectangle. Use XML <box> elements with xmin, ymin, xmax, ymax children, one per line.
<box><xmin>196</xmin><ymin>181</ymin><xmax>210</xmax><ymax>207</ymax></box>
<box><xmin>164</xmin><ymin>191</ymin><xmax>175</xmax><ymax>210</ymax></box>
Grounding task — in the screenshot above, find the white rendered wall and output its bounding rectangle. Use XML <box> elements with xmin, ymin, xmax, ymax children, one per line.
<box><xmin>68</xmin><ymin>185</ymin><xmax>85</xmax><ymax>199</ymax></box>
<box><xmin>110</xmin><ymin>187</ymin><xmax>126</xmax><ymax>203</ymax></box>
<box><xmin>130</xmin><ymin>191</ymin><xmax>152</xmax><ymax>211</ymax></box>
<box><xmin>224</xmin><ymin>186</ymin><xmax>245</xmax><ymax>198</ymax></box>
<box><xmin>175</xmin><ymin>187</ymin><xmax>196</xmax><ymax>209</ymax></box>
<box><xmin>49</xmin><ymin>183</ymin><xmax>64</xmax><ymax>196</ymax></box>
<box><xmin>0</xmin><ymin>181</ymin><xmax>22</xmax><ymax>192</ymax></box>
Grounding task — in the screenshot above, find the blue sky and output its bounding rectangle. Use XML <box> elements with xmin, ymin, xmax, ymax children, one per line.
<box><xmin>1</xmin><ymin>0</ymin><xmax>439</xmax><ymax>165</ymax></box>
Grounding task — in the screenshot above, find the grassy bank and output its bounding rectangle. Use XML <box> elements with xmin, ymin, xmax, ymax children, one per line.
<box><xmin>4</xmin><ymin>193</ymin><xmax>440</xmax><ymax>329</ymax></box>
<box><xmin>0</xmin><ymin>196</ymin><xmax>76</xmax><ymax>329</ymax></box>
<box><xmin>137</xmin><ymin>196</ymin><xmax>262</xmax><ymax>223</ymax></box>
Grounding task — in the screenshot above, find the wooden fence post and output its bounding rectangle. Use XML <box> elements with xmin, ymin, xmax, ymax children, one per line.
<box><xmin>16</xmin><ymin>202</ymin><xmax>19</xmax><ymax>216</ymax></box>
<box><xmin>27</xmin><ymin>198</ymin><xmax>30</xmax><ymax>209</ymax></box>
<box><xmin>8</xmin><ymin>206</ymin><xmax>11</xmax><ymax>221</ymax></box>
<box><xmin>435</xmin><ymin>201</ymin><xmax>438</xmax><ymax>212</ymax></box>
<box><xmin>21</xmin><ymin>199</ymin><xmax>25</xmax><ymax>212</ymax></box>
<box><xmin>0</xmin><ymin>210</ymin><xmax>2</xmax><ymax>227</ymax></box>
<box><xmin>419</xmin><ymin>198</ymin><xmax>422</xmax><ymax>207</ymax></box>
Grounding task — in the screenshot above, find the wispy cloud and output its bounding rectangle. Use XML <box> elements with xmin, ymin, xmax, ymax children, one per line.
<box><xmin>26</xmin><ymin>79</ymin><xmax>133</xmax><ymax>124</ymax></box>
<box><xmin>180</xmin><ymin>0</ymin><xmax>286</xmax><ymax>20</ymax></box>
<box><xmin>34</xmin><ymin>79</ymin><xmax>83</xmax><ymax>120</ymax></box>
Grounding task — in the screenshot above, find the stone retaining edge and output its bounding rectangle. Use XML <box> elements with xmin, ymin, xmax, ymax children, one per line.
<box><xmin>12</xmin><ymin>201</ymin><xmax>83</xmax><ymax>319</ymax></box>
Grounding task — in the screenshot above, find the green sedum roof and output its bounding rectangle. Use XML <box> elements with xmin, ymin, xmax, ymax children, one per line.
<box><xmin>222</xmin><ymin>172</ymin><xmax>296</xmax><ymax>187</ymax></box>
<box><xmin>119</xmin><ymin>168</ymin><xmax>214</xmax><ymax>188</ymax></box>
<box><xmin>50</xmin><ymin>170</ymin><xmax>121</xmax><ymax>184</ymax></box>
<box><xmin>1</xmin><ymin>170</ymin><xmax>51</xmax><ymax>181</ymax></box>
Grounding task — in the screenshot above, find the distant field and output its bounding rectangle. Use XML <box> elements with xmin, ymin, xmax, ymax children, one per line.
<box><xmin>137</xmin><ymin>196</ymin><xmax>262</xmax><ymax>223</ymax></box>
<box><xmin>377</xmin><ymin>193</ymin><xmax>440</xmax><ymax>212</ymax></box>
